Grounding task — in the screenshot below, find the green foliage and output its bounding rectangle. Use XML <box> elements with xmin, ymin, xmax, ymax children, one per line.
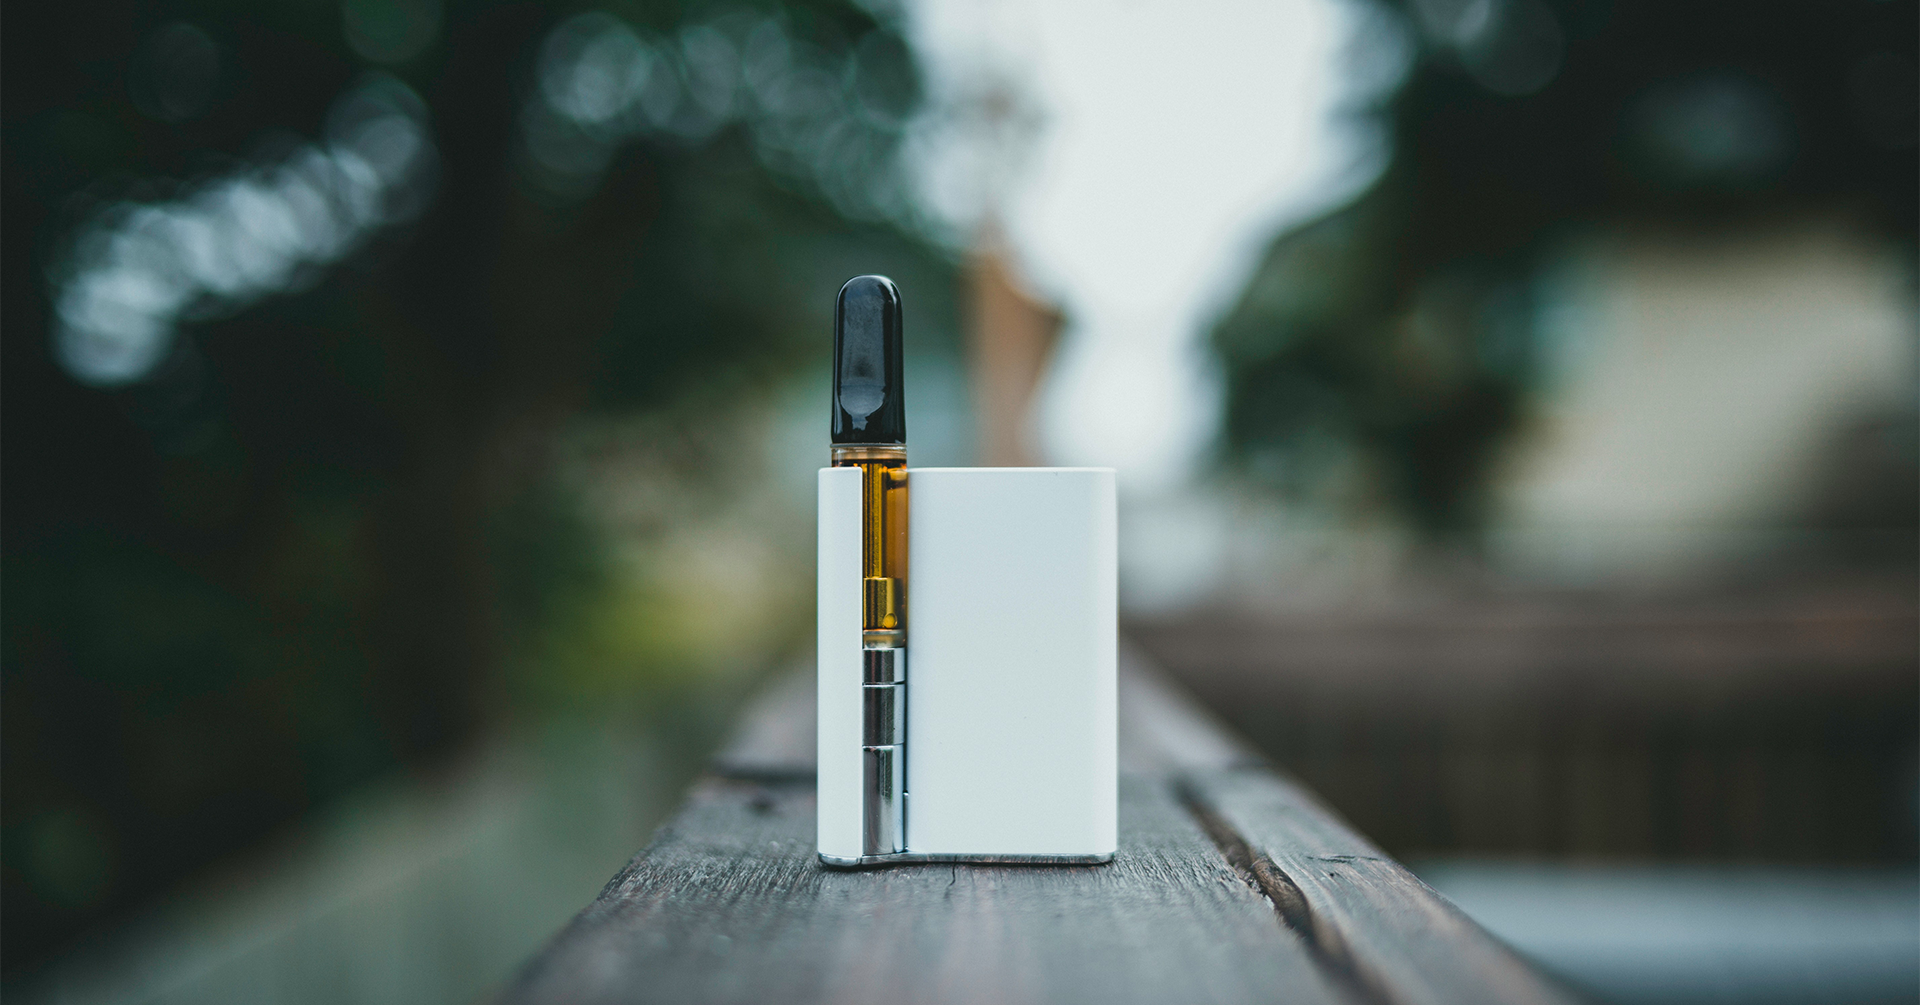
<box><xmin>1212</xmin><ymin>0</ymin><xmax>1914</xmax><ymax>536</ymax></box>
<box><xmin>3</xmin><ymin>0</ymin><xmax>958</xmax><ymax>970</ymax></box>
<box><xmin>1213</xmin><ymin>177</ymin><xmax>1526</xmax><ymax>534</ymax></box>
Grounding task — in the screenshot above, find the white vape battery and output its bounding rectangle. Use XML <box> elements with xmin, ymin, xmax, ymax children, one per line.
<box><xmin>817</xmin><ymin>466</ymin><xmax>1117</xmax><ymax>865</ymax></box>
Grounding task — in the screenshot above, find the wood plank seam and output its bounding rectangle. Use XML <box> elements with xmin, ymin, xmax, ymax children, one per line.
<box><xmin>1190</xmin><ymin>768</ymin><xmax>1584</xmax><ymax>1005</ymax></box>
<box><xmin>1175</xmin><ymin>775</ymin><xmax>1397</xmax><ymax>1005</ymax></box>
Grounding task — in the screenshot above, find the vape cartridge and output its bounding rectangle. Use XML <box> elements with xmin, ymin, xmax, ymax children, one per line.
<box><xmin>831</xmin><ymin>274</ymin><xmax>908</xmax><ymax>856</ymax></box>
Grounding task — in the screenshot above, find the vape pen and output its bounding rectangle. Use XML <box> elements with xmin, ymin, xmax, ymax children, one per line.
<box><xmin>832</xmin><ymin>275</ymin><xmax>908</xmax><ymax>857</ymax></box>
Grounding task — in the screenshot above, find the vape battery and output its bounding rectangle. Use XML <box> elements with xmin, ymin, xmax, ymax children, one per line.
<box><xmin>818</xmin><ymin>466</ymin><xmax>1117</xmax><ymax>865</ymax></box>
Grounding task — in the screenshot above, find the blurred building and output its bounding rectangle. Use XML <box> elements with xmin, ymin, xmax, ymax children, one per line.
<box><xmin>1490</xmin><ymin>217</ymin><xmax>1914</xmax><ymax>579</ymax></box>
<box><xmin>1149</xmin><ymin>0</ymin><xmax>1920</xmax><ymax>886</ymax></box>
<box><xmin>1210</xmin><ymin>0</ymin><xmax>1916</xmax><ymax>581</ymax></box>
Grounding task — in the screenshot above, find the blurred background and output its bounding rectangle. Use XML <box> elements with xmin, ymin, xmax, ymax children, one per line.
<box><xmin>2</xmin><ymin>0</ymin><xmax>1913</xmax><ymax>1003</ymax></box>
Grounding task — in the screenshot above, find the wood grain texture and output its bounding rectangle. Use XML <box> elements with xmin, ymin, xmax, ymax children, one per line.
<box><xmin>1183</xmin><ymin>768</ymin><xmax>1579</xmax><ymax>1005</ymax></box>
<box><xmin>507</xmin><ymin>773</ymin><xmax>1344</xmax><ymax>1005</ymax></box>
<box><xmin>504</xmin><ymin>649</ymin><xmax>1580</xmax><ymax>1005</ymax></box>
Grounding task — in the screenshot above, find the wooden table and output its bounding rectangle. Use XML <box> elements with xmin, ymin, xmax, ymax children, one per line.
<box><xmin>502</xmin><ymin>647</ymin><xmax>1579</xmax><ymax>1005</ymax></box>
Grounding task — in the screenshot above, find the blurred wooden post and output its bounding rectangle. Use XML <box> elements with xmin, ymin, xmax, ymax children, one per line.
<box><xmin>966</xmin><ymin>228</ymin><xmax>1062</xmax><ymax>466</ymax></box>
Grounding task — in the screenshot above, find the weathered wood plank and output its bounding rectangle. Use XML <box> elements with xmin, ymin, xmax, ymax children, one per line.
<box><xmin>505</xmin><ymin>773</ymin><xmax>1344</xmax><ymax>1005</ymax></box>
<box><xmin>1184</xmin><ymin>768</ymin><xmax>1578</xmax><ymax>1005</ymax></box>
<box><xmin>708</xmin><ymin>666</ymin><xmax>815</xmax><ymax>781</ymax></box>
<box><xmin>1115</xmin><ymin>642</ymin><xmax>1260</xmax><ymax>774</ymax></box>
<box><xmin>504</xmin><ymin>648</ymin><xmax>1579</xmax><ymax>1005</ymax></box>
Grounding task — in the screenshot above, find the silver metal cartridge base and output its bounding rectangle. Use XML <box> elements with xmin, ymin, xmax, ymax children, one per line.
<box><xmin>861</xmin><ymin>743</ymin><xmax>904</xmax><ymax>855</ymax></box>
<box><xmin>861</xmin><ymin>646</ymin><xmax>907</xmax><ymax>857</ymax></box>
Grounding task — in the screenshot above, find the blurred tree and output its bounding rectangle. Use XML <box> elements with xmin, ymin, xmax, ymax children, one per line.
<box><xmin>2</xmin><ymin>0</ymin><xmax>956</xmax><ymax>977</ymax></box>
<box><xmin>1213</xmin><ymin>0</ymin><xmax>1917</xmax><ymax>536</ymax></box>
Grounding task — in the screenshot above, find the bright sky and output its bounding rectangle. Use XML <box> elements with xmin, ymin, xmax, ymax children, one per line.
<box><xmin>902</xmin><ymin>0</ymin><xmax>1391</xmax><ymax>493</ymax></box>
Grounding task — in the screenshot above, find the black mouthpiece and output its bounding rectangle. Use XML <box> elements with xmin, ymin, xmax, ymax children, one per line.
<box><xmin>832</xmin><ymin>275</ymin><xmax>905</xmax><ymax>445</ymax></box>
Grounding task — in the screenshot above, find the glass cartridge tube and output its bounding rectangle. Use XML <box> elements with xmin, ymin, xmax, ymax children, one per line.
<box><xmin>833</xmin><ymin>444</ymin><xmax>908</xmax><ymax>648</ymax></box>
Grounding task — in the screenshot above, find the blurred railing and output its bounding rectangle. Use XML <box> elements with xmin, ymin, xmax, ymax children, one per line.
<box><xmin>1131</xmin><ymin>575</ymin><xmax>1918</xmax><ymax>863</ymax></box>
